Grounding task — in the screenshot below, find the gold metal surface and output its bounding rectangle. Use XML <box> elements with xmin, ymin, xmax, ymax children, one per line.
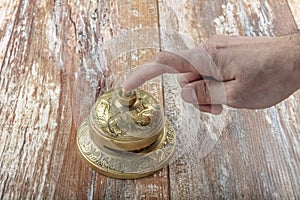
<box><xmin>76</xmin><ymin>88</ymin><xmax>176</xmax><ymax>179</ymax></box>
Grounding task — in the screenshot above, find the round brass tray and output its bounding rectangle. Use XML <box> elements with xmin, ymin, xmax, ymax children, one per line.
<box><xmin>77</xmin><ymin>118</ymin><xmax>176</xmax><ymax>179</ymax></box>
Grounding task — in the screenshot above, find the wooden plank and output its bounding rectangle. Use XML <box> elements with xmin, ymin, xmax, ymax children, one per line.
<box><xmin>287</xmin><ymin>0</ymin><xmax>300</xmax><ymax>29</ymax></box>
<box><xmin>158</xmin><ymin>0</ymin><xmax>300</xmax><ymax>199</ymax></box>
<box><xmin>0</xmin><ymin>0</ymin><xmax>20</xmax><ymax>63</ymax></box>
<box><xmin>2</xmin><ymin>0</ymin><xmax>299</xmax><ymax>198</ymax></box>
<box><xmin>56</xmin><ymin>0</ymin><xmax>169</xmax><ymax>199</ymax></box>
<box><xmin>0</xmin><ymin>0</ymin><xmax>81</xmax><ymax>198</ymax></box>
<box><xmin>266</xmin><ymin>0</ymin><xmax>298</xmax><ymax>35</ymax></box>
<box><xmin>0</xmin><ymin>0</ymin><xmax>168</xmax><ymax>199</ymax></box>
<box><xmin>97</xmin><ymin>0</ymin><xmax>169</xmax><ymax>198</ymax></box>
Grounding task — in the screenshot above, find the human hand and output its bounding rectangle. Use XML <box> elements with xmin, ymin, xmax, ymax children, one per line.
<box><xmin>122</xmin><ymin>35</ymin><xmax>300</xmax><ymax>114</ymax></box>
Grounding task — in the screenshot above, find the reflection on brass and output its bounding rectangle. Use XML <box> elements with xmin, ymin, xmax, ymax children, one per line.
<box><xmin>118</xmin><ymin>88</ymin><xmax>137</xmax><ymax>107</ymax></box>
<box><xmin>76</xmin><ymin>88</ymin><xmax>176</xmax><ymax>179</ymax></box>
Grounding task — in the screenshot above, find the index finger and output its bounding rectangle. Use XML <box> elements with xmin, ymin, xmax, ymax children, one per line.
<box><xmin>122</xmin><ymin>48</ymin><xmax>214</xmax><ymax>90</ymax></box>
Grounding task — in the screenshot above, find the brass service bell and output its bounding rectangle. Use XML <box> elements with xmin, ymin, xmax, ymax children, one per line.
<box><xmin>76</xmin><ymin>88</ymin><xmax>176</xmax><ymax>179</ymax></box>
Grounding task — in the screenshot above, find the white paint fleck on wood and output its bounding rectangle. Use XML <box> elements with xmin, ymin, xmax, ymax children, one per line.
<box><xmin>1</xmin><ymin>0</ymin><xmax>300</xmax><ymax>199</ymax></box>
<box><xmin>214</xmin><ymin>3</ymin><xmax>240</xmax><ymax>35</ymax></box>
<box><xmin>213</xmin><ymin>1</ymin><xmax>275</xmax><ymax>36</ymax></box>
<box><xmin>287</xmin><ymin>0</ymin><xmax>300</xmax><ymax>29</ymax></box>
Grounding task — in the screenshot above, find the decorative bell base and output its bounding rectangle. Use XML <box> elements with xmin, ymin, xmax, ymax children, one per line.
<box><xmin>76</xmin><ymin>88</ymin><xmax>176</xmax><ymax>179</ymax></box>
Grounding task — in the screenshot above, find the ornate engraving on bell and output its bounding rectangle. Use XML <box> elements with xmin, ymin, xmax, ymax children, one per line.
<box><xmin>76</xmin><ymin>88</ymin><xmax>176</xmax><ymax>179</ymax></box>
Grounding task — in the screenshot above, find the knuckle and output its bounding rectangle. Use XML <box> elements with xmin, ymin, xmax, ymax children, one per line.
<box><xmin>205</xmin><ymin>35</ymin><xmax>228</xmax><ymax>55</ymax></box>
<box><xmin>154</xmin><ymin>51</ymin><xmax>172</xmax><ymax>64</ymax></box>
<box><xmin>205</xmin><ymin>40</ymin><xmax>220</xmax><ymax>63</ymax></box>
<box><xmin>206</xmin><ymin>34</ymin><xmax>228</xmax><ymax>45</ymax></box>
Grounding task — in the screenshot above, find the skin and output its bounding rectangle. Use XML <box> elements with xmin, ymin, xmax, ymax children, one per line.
<box><xmin>122</xmin><ymin>34</ymin><xmax>300</xmax><ymax>114</ymax></box>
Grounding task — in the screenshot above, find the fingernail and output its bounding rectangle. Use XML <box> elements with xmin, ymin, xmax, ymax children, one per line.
<box><xmin>181</xmin><ymin>87</ymin><xmax>197</xmax><ymax>103</ymax></box>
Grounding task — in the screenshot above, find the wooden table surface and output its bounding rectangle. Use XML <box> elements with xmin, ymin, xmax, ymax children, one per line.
<box><xmin>1</xmin><ymin>0</ymin><xmax>300</xmax><ymax>199</ymax></box>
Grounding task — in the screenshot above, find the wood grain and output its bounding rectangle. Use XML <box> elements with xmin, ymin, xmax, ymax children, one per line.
<box><xmin>0</xmin><ymin>0</ymin><xmax>78</xmax><ymax>198</ymax></box>
<box><xmin>1</xmin><ymin>0</ymin><xmax>300</xmax><ymax>199</ymax></box>
<box><xmin>159</xmin><ymin>0</ymin><xmax>300</xmax><ymax>199</ymax></box>
<box><xmin>287</xmin><ymin>0</ymin><xmax>300</xmax><ymax>29</ymax></box>
<box><xmin>76</xmin><ymin>1</ymin><xmax>168</xmax><ymax>199</ymax></box>
<box><xmin>0</xmin><ymin>0</ymin><xmax>167</xmax><ymax>199</ymax></box>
